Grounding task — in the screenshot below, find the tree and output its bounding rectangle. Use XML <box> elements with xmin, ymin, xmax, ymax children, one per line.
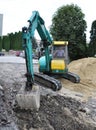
<box><xmin>8</xmin><ymin>33</ymin><xmax>15</xmax><ymax>50</ymax></box>
<box><xmin>2</xmin><ymin>35</ymin><xmax>10</xmax><ymax>51</ymax></box>
<box><xmin>1</xmin><ymin>31</ymin><xmax>37</xmax><ymax>51</ymax></box>
<box><xmin>14</xmin><ymin>32</ymin><xmax>22</xmax><ymax>50</ymax></box>
<box><xmin>0</xmin><ymin>36</ymin><xmax>2</xmax><ymax>51</ymax></box>
<box><xmin>89</xmin><ymin>20</ymin><xmax>96</xmax><ymax>56</ymax></box>
<box><xmin>50</xmin><ymin>4</ymin><xmax>87</xmax><ymax>60</ymax></box>
<box><xmin>8</xmin><ymin>31</ymin><xmax>22</xmax><ymax>50</ymax></box>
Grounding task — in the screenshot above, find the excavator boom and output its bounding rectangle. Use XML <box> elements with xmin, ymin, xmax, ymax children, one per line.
<box><xmin>22</xmin><ymin>11</ymin><xmax>62</xmax><ymax>91</ymax></box>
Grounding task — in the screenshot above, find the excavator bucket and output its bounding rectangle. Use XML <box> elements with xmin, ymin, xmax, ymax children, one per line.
<box><xmin>16</xmin><ymin>84</ymin><xmax>40</xmax><ymax>110</ymax></box>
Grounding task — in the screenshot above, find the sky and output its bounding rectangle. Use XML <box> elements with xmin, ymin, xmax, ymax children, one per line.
<box><xmin>0</xmin><ymin>0</ymin><xmax>96</xmax><ymax>42</ymax></box>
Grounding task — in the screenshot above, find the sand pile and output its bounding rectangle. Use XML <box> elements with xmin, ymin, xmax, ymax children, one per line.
<box><xmin>68</xmin><ymin>57</ymin><xmax>96</xmax><ymax>87</ymax></box>
<box><xmin>65</xmin><ymin>57</ymin><xmax>96</xmax><ymax>99</ymax></box>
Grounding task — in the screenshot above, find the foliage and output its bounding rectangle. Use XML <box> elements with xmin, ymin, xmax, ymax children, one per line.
<box><xmin>50</xmin><ymin>4</ymin><xmax>87</xmax><ymax>60</ymax></box>
<box><xmin>14</xmin><ymin>31</ymin><xmax>22</xmax><ymax>50</ymax></box>
<box><xmin>1</xmin><ymin>31</ymin><xmax>38</xmax><ymax>52</ymax></box>
<box><xmin>0</xmin><ymin>37</ymin><xmax>2</xmax><ymax>51</ymax></box>
<box><xmin>89</xmin><ymin>20</ymin><xmax>96</xmax><ymax>56</ymax></box>
<box><xmin>2</xmin><ymin>35</ymin><xmax>10</xmax><ymax>51</ymax></box>
<box><xmin>8</xmin><ymin>31</ymin><xmax>22</xmax><ymax>50</ymax></box>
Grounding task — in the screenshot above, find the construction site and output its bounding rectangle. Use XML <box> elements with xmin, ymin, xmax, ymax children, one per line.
<box><xmin>0</xmin><ymin>7</ymin><xmax>96</xmax><ymax>130</ymax></box>
<box><xmin>0</xmin><ymin>54</ymin><xmax>96</xmax><ymax>130</ymax></box>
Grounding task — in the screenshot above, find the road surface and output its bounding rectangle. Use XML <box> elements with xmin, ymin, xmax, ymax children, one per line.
<box><xmin>0</xmin><ymin>55</ymin><xmax>38</xmax><ymax>64</ymax></box>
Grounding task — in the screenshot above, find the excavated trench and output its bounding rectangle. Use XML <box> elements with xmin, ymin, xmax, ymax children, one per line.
<box><xmin>0</xmin><ymin>57</ymin><xmax>96</xmax><ymax>130</ymax></box>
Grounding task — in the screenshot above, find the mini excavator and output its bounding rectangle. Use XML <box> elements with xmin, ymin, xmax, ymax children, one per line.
<box><xmin>16</xmin><ymin>11</ymin><xmax>80</xmax><ymax>109</ymax></box>
<box><xmin>22</xmin><ymin>10</ymin><xmax>80</xmax><ymax>91</ymax></box>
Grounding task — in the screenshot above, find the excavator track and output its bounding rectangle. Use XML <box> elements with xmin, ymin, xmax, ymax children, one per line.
<box><xmin>63</xmin><ymin>72</ymin><xmax>80</xmax><ymax>83</ymax></box>
<box><xmin>34</xmin><ymin>72</ymin><xmax>62</xmax><ymax>91</ymax></box>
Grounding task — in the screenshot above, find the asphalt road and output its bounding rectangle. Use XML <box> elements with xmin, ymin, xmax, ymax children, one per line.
<box><xmin>0</xmin><ymin>56</ymin><xmax>38</xmax><ymax>64</ymax></box>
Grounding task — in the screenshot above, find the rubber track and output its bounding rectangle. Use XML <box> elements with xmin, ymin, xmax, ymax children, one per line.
<box><xmin>34</xmin><ymin>72</ymin><xmax>62</xmax><ymax>91</ymax></box>
<box><xmin>64</xmin><ymin>72</ymin><xmax>80</xmax><ymax>83</ymax></box>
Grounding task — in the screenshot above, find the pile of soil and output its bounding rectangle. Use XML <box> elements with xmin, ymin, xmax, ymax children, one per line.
<box><xmin>0</xmin><ymin>57</ymin><xmax>96</xmax><ymax>130</ymax></box>
<box><xmin>68</xmin><ymin>57</ymin><xmax>96</xmax><ymax>88</ymax></box>
<box><xmin>60</xmin><ymin>57</ymin><xmax>96</xmax><ymax>100</ymax></box>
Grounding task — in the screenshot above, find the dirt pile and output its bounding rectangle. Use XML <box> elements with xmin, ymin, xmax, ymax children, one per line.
<box><xmin>60</xmin><ymin>57</ymin><xmax>96</xmax><ymax>100</ymax></box>
<box><xmin>68</xmin><ymin>57</ymin><xmax>96</xmax><ymax>88</ymax></box>
<box><xmin>14</xmin><ymin>95</ymin><xmax>95</xmax><ymax>130</ymax></box>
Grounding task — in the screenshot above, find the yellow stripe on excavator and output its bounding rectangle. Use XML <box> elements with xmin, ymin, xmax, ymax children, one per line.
<box><xmin>53</xmin><ymin>41</ymin><xmax>68</xmax><ymax>45</ymax></box>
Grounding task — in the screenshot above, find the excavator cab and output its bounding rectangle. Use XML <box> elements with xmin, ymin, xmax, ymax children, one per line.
<box><xmin>51</xmin><ymin>41</ymin><xmax>69</xmax><ymax>74</ymax></box>
<box><xmin>39</xmin><ymin>41</ymin><xmax>69</xmax><ymax>74</ymax></box>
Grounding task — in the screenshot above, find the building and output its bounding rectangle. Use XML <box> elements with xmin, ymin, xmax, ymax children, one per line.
<box><xmin>0</xmin><ymin>14</ymin><xmax>3</xmax><ymax>36</ymax></box>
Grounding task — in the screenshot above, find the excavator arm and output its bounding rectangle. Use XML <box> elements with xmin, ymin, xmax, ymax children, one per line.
<box><xmin>22</xmin><ymin>11</ymin><xmax>62</xmax><ymax>91</ymax></box>
<box><xmin>22</xmin><ymin>27</ymin><xmax>34</xmax><ymax>90</ymax></box>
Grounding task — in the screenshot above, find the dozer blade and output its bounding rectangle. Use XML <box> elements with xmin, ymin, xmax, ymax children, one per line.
<box><xmin>16</xmin><ymin>84</ymin><xmax>40</xmax><ymax>110</ymax></box>
<box><xmin>34</xmin><ymin>72</ymin><xmax>62</xmax><ymax>91</ymax></box>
